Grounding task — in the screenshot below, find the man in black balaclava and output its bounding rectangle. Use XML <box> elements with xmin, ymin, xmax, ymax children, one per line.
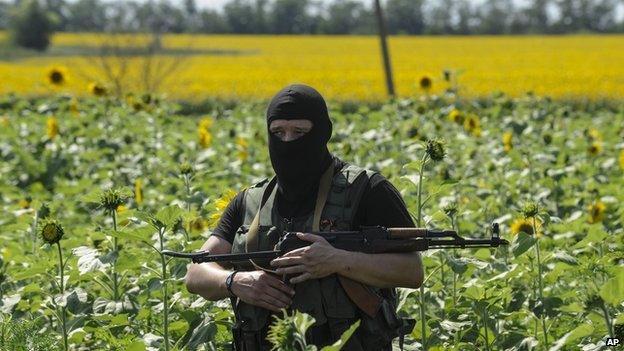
<box><xmin>186</xmin><ymin>84</ymin><xmax>424</xmax><ymax>351</ymax></box>
<box><xmin>266</xmin><ymin>84</ymin><xmax>333</xmax><ymax>218</ymax></box>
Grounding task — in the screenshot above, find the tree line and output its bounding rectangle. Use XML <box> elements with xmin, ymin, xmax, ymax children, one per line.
<box><xmin>1</xmin><ymin>0</ymin><xmax>623</xmax><ymax>35</ymax></box>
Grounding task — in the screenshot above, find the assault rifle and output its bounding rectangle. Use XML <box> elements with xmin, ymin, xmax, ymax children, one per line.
<box><xmin>165</xmin><ymin>223</ymin><xmax>508</xmax><ymax>319</ymax></box>
<box><xmin>162</xmin><ymin>223</ymin><xmax>508</xmax><ymax>264</ymax></box>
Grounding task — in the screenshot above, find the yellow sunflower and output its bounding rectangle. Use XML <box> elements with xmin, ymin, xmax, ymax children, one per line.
<box><xmin>88</xmin><ymin>82</ymin><xmax>107</xmax><ymax>97</ymax></box>
<box><xmin>236</xmin><ymin>137</ymin><xmax>249</xmax><ymax>161</ymax></box>
<box><xmin>198</xmin><ymin>117</ymin><xmax>214</xmax><ymax>148</ymax></box>
<box><xmin>134</xmin><ymin>179</ymin><xmax>143</xmax><ymax>205</ymax></box>
<box><xmin>208</xmin><ymin>189</ymin><xmax>237</xmax><ymax>227</ymax></box>
<box><xmin>510</xmin><ymin>218</ymin><xmax>541</xmax><ymax>237</ymax></box>
<box><xmin>47</xmin><ymin>116</ymin><xmax>59</xmax><ymax>139</ymax></box>
<box><xmin>587</xmin><ymin>128</ymin><xmax>602</xmax><ymax>141</ymax></box>
<box><xmin>587</xmin><ymin>142</ymin><xmax>602</xmax><ymax>156</ymax></box>
<box><xmin>419</xmin><ymin>75</ymin><xmax>432</xmax><ymax>91</ymax></box>
<box><xmin>503</xmin><ymin>131</ymin><xmax>513</xmax><ymax>152</ymax></box>
<box><xmin>587</xmin><ymin>201</ymin><xmax>606</xmax><ymax>224</ymax></box>
<box><xmin>448</xmin><ymin>109</ymin><xmax>464</xmax><ymax>125</ymax></box>
<box><xmin>199</xmin><ymin>117</ymin><xmax>214</xmax><ymax>130</ymax></box>
<box><xmin>47</xmin><ymin>67</ymin><xmax>67</xmax><ymax>86</ymax></box>
<box><xmin>464</xmin><ymin>114</ymin><xmax>481</xmax><ymax>137</ymax></box>
<box><xmin>189</xmin><ymin>216</ymin><xmax>209</xmax><ymax>233</ymax></box>
<box><xmin>198</xmin><ymin>128</ymin><xmax>212</xmax><ymax>148</ymax></box>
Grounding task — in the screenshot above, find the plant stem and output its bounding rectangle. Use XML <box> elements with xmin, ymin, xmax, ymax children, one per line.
<box><xmin>159</xmin><ymin>228</ymin><xmax>170</xmax><ymax>351</ymax></box>
<box><xmin>451</xmin><ymin>216</ymin><xmax>458</xmax><ymax>306</ymax></box>
<box><xmin>31</xmin><ymin>211</ymin><xmax>39</xmax><ymax>253</ymax></box>
<box><xmin>600</xmin><ymin>301</ymin><xmax>614</xmax><ymax>337</ymax></box>
<box><xmin>112</xmin><ymin>210</ymin><xmax>119</xmax><ymax>301</ymax></box>
<box><xmin>417</xmin><ymin>153</ymin><xmax>428</xmax><ymax>350</ymax></box>
<box><xmin>183</xmin><ymin>175</ymin><xmax>191</xmax><ymax>241</ymax></box>
<box><xmin>416</xmin><ymin>154</ymin><xmax>428</xmax><ymax>229</ymax></box>
<box><xmin>184</xmin><ymin>175</ymin><xmax>191</xmax><ymax>213</ymax></box>
<box><xmin>57</xmin><ymin>242</ymin><xmax>68</xmax><ymax>351</ymax></box>
<box><xmin>440</xmin><ymin>256</ymin><xmax>446</xmax><ymax>319</ymax></box>
<box><xmin>482</xmin><ymin>307</ymin><xmax>490</xmax><ymax>351</ymax></box>
<box><xmin>532</xmin><ymin>217</ymin><xmax>548</xmax><ymax>347</ymax></box>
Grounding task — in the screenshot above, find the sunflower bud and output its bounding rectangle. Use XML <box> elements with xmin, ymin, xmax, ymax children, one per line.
<box><xmin>40</xmin><ymin>219</ymin><xmax>65</xmax><ymax>245</ymax></box>
<box><xmin>180</xmin><ymin>162</ymin><xmax>194</xmax><ymax>176</ymax></box>
<box><xmin>100</xmin><ymin>188</ymin><xmax>128</xmax><ymax>215</ymax></box>
<box><xmin>425</xmin><ymin>138</ymin><xmax>446</xmax><ymax>162</ymax></box>
<box><xmin>522</xmin><ymin>202</ymin><xmax>539</xmax><ymax>218</ymax></box>
<box><xmin>442</xmin><ymin>202</ymin><xmax>458</xmax><ymax>218</ymax></box>
<box><xmin>38</xmin><ymin>203</ymin><xmax>51</xmax><ymax>219</ymax></box>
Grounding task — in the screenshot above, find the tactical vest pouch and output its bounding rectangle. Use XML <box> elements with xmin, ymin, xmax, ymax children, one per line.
<box><xmin>357</xmin><ymin>299</ymin><xmax>401</xmax><ymax>350</ymax></box>
<box><xmin>232</xmin><ymin>319</ymin><xmax>272</xmax><ymax>351</ymax></box>
<box><xmin>320</xmin><ymin>275</ymin><xmax>358</xmax><ymax>319</ymax></box>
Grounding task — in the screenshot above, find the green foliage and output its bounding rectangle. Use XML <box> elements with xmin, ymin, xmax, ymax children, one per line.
<box><xmin>0</xmin><ymin>94</ymin><xmax>622</xmax><ymax>349</ymax></box>
<box><xmin>9</xmin><ymin>0</ymin><xmax>54</xmax><ymax>51</ymax></box>
<box><xmin>267</xmin><ymin>311</ymin><xmax>360</xmax><ymax>351</ymax></box>
<box><xmin>0</xmin><ymin>314</ymin><xmax>59</xmax><ymax>351</ymax></box>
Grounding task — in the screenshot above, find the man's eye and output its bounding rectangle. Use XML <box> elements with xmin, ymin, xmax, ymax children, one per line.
<box><xmin>273</xmin><ymin>130</ymin><xmax>284</xmax><ymax>137</ymax></box>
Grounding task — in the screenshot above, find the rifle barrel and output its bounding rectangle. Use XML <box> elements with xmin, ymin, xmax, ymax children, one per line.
<box><xmin>427</xmin><ymin>238</ymin><xmax>509</xmax><ymax>249</ymax></box>
<box><xmin>162</xmin><ymin>250</ymin><xmax>281</xmax><ymax>264</ymax></box>
<box><xmin>387</xmin><ymin>227</ymin><xmax>458</xmax><ymax>239</ymax></box>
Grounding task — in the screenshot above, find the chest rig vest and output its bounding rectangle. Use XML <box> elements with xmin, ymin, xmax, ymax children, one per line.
<box><xmin>229</xmin><ymin>159</ymin><xmax>408</xmax><ymax>350</ymax></box>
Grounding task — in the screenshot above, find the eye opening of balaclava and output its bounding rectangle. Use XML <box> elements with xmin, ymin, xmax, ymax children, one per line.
<box><xmin>266</xmin><ymin>84</ymin><xmax>333</xmax><ymax>205</ymax></box>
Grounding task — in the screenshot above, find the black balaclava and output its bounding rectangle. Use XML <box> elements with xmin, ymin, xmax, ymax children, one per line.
<box><xmin>266</xmin><ymin>84</ymin><xmax>333</xmax><ymax>214</ymax></box>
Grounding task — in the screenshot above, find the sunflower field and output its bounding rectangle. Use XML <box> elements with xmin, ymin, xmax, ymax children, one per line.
<box><xmin>1</xmin><ymin>33</ymin><xmax>624</xmax><ymax>101</ymax></box>
<box><xmin>0</xmin><ymin>83</ymin><xmax>623</xmax><ymax>351</ymax></box>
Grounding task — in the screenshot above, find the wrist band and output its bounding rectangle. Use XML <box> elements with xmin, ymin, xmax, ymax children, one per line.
<box><xmin>226</xmin><ymin>270</ymin><xmax>239</xmax><ymax>297</ymax></box>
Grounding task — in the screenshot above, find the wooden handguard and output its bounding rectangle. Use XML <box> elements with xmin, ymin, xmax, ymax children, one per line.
<box><xmin>386</xmin><ymin>227</ymin><xmax>429</xmax><ymax>239</ymax></box>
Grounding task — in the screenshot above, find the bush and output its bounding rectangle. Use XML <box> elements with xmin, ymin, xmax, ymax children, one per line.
<box><xmin>9</xmin><ymin>0</ymin><xmax>54</xmax><ymax>51</ymax></box>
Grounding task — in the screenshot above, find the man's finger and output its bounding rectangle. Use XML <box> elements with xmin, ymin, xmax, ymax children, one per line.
<box><xmin>275</xmin><ymin>247</ymin><xmax>306</xmax><ymax>259</ymax></box>
<box><xmin>264</xmin><ymin>274</ymin><xmax>296</xmax><ymax>296</ymax></box>
<box><xmin>256</xmin><ymin>298</ymin><xmax>283</xmax><ymax>313</ymax></box>
<box><xmin>290</xmin><ymin>272</ymin><xmax>312</xmax><ymax>284</ymax></box>
<box><xmin>296</xmin><ymin>232</ymin><xmax>326</xmax><ymax>243</ymax></box>
<box><xmin>275</xmin><ymin>265</ymin><xmax>307</xmax><ymax>275</ymax></box>
<box><xmin>262</xmin><ymin>286</ymin><xmax>292</xmax><ymax>307</ymax></box>
<box><xmin>271</xmin><ymin>256</ymin><xmax>304</xmax><ymax>267</ymax></box>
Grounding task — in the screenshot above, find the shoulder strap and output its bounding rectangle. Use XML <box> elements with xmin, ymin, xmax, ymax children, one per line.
<box><xmin>312</xmin><ymin>159</ymin><xmax>336</xmax><ymax>231</ymax></box>
<box><xmin>245</xmin><ymin>176</ymin><xmax>277</xmax><ymax>254</ymax></box>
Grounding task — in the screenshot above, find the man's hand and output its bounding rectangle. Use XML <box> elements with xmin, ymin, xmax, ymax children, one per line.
<box><xmin>230</xmin><ymin>270</ymin><xmax>295</xmax><ymax>312</ymax></box>
<box><xmin>270</xmin><ymin>232</ymin><xmax>341</xmax><ymax>284</ymax></box>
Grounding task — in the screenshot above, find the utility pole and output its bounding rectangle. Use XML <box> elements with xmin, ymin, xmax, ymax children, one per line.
<box><xmin>374</xmin><ymin>0</ymin><xmax>395</xmax><ymax>97</ymax></box>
